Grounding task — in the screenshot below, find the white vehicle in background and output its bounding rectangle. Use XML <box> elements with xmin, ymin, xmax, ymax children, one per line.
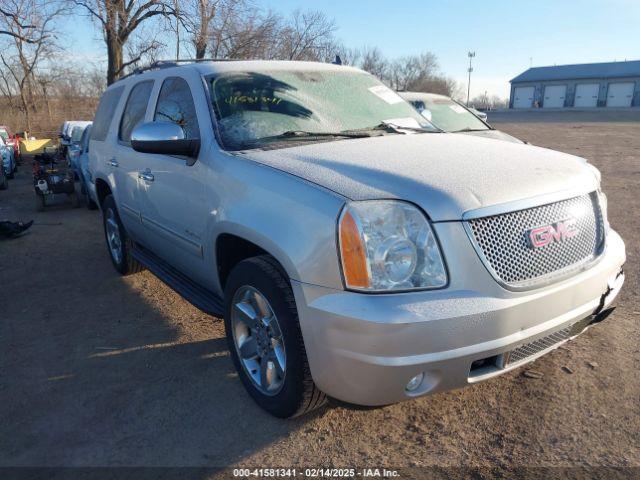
<box><xmin>399</xmin><ymin>92</ymin><xmax>522</xmax><ymax>144</ymax></box>
<box><xmin>468</xmin><ymin>106</ymin><xmax>488</xmax><ymax>121</ymax></box>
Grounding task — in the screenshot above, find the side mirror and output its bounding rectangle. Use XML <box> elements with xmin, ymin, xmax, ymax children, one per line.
<box><xmin>131</xmin><ymin>121</ymin><xmax>200</xmax><ymax>158</ymax></box>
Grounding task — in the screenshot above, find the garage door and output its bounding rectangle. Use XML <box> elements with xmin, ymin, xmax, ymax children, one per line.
<box><xmin>606</xmin><ymin>82</ymin><xmax>635</xmax><ymax>107</ymax></box>
<box><xmin>513</xmin><ymin>87</ymin><xmax>534</xmax><ymax>108</ymax></box>
<box><xmin>574</xmin><ymin>83</ymin><xmax>599</xmax><ymax>107</ymax></box>
<box><xmin>543</xmin><ymin>85</ymin><xmax>566</xmax><ymax>108</ymax></box>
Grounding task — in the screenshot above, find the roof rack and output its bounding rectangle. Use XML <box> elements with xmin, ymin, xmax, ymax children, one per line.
<box><xmin>119</xmin><ymin>58</ymin><xmax>234</xmax><ymax>81</ymax></box>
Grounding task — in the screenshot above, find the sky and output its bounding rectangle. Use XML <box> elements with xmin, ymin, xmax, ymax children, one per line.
<box><xmin>62</xmin><ymin>0</ymin><xmax>640</xmax><ymax>99</ymax></box>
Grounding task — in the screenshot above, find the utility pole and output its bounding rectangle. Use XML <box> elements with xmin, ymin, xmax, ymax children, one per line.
<box><xmin>467</xmin><ymin>51</ymin><xmax>476</xmax><ymax>106</ymax></box>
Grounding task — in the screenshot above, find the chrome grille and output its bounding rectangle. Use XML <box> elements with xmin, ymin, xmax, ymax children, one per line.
<box><xmin>467</xmin><ymin>193</ymin><xmax>605</xmax><ymax>287</ymax></box>
<box><xmin>506</xmin><ymin>325</ymin><xmax>572</xmax><ymax>365</ymax></box>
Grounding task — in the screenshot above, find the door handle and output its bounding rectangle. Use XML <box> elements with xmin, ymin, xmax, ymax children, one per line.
<box><xmin>107</xmin><ymin>158</ymin><xmax>119</xmax><ymax>168</ymax></box>
<box><xmin>138</xmin><ymin>169</ymin><xmax>154</xmax><ymax>182</ymax></box>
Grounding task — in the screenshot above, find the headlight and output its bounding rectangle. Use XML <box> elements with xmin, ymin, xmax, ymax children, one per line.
<box><xmin>338</xmin><ymin>200</ymin><xmax>447</xmax><ymax>292</ymax></box>
<box><xmin>598</xmin><ymin>188</ymin><xmax>609</xmax><ymax>232</ymax></box>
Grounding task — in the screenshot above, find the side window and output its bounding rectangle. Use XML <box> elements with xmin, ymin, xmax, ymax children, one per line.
<box><xmin>119</xmin><ymin>80</ymin><xmax>154</xmax><ymax>144</ymax></box>
<box><xmin>91</xmin><ymin>86</ymin><xmax>125</xmax><ymax>141</ymax></box>
<box><xmin>154</xmin><ymin>77</ymin><xmax>200</xmax><ymax>140</ymax></box>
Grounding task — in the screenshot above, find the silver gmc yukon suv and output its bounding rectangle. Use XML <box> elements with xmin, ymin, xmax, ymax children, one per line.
<box><xmin>88</xmin><ymin>60</ymin><xmax>625</xmax><ymax>418</ymax></box>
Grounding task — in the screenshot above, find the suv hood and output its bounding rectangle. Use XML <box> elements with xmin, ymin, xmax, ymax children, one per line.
<box><xmin>461</xmin><ymin>129</ymin><xmax>524</xmax><ymax>144</ymax></box>
<box><xmin>242</xmin><ymin>133</ymin><xmax>598</xmax><ymax>221</ymax></box>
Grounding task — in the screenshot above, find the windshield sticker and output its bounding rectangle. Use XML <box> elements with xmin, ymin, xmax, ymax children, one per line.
<box><xmin>449</xmin><ymin>104</ymin><xmax>467</xmax><ymax>114</ymax></box>
<box><xmin>368</xmin><ymin>85</ymin><xmax>404</xmax><ymax>105</ymax></box>
<box><xmin>224</xmin><ymin>95</ymin><xmax>282</xmax><ymax>106</ymax></box>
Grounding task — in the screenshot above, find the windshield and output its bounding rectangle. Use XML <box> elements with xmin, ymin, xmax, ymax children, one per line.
<box><xmin>209</xmin><ymin>70</ymin><xmax>437</xmax><ymax>150</ymax></box>
<box><xmin>410</xmin><ymin>97</ymin><xmax>488</xmax><ymax>133</ymax></box>
<box><xmin>0</xmin><ymin>130</ymin><xmax>8</xmax><ymax>141</ymax></box>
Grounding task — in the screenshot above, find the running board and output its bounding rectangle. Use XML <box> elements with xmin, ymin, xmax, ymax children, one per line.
<box><xmin>131</xmin><ymin>244</ymin><xmax>224</xmax><ymax>317</ymax></box>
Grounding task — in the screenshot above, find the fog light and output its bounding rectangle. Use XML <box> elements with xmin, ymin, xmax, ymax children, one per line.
<box><xmin>405</xmin><ymin>373</ymin><xmax>424</xmax><ymax>392</ymax></box>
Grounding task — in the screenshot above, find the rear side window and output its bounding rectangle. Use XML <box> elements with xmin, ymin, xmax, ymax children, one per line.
<box><xmin>92</xmin><ymin>86</ymin><xmax>124</xmax><ymax>141</ymax></box>
<box><xmin>119</xmin><ymin>81</ymin><xmax>154</xmax><ymax>144</ymax></box>
<box><xmin>154</xmin><ymin>77</ymin><xmax>200</xmax><ymax>140</ymax></box>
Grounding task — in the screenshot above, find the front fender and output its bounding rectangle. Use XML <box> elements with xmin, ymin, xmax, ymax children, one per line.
<box><xmin>210</xmin><ymin>155</ymin><xmax>347</xmax><ymax>292</ymax></box>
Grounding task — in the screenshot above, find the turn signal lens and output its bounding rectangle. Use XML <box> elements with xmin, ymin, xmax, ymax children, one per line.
<box><xmin>338</xmin><ymin>210</ymin><xmax>370</xmax><ymax>288</ymax></box>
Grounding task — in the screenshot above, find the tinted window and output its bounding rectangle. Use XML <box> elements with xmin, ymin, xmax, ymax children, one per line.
<box><xmin>92</xmin><ymin>86</ymin><xmax>124</xmax><ymax>141</ymax></box>
<box><xmin>119</xmin><ymin>81</ymin><xmax>154</xmax><ymax>144</ymax></box>
<box><xmin>154</xmin><ymin>78</ymin><xmax>200</xmax><ymax>140</ymax></box>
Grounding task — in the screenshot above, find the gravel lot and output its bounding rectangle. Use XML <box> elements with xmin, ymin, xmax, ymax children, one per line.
<box><xmin>1</xmin><ymin>115</ymin><xmax>638</xmax><ymax>476</ymax></box>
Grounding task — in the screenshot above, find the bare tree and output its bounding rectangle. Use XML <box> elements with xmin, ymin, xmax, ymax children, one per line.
<box><xmin>0</xmin><ymin>5</ymin><xmax>38</xmax><ymax>42</ymax></box>
<box><xmin>209</xmin><ymin>6</ymin><xmax>280</xmax><ymax>60</ymax></box>
<box><xmin>180</xmin><ymin>0</ymin><xmax>224</xmax><ymax>59</ymax></box>
<box><xmin>411</xmin><ymin>75</ymin><xmax>460</xmax><ymax>97</ymax></box>
<box><xmin>388</xmin><ymin>52</ymin><xmax>439</xmax><ymax>91</ymax></box>
<box><xmin>0</xmin><ymin>0</ymin><xmax>65</xmax><ymax>131</ymax></box>
<box><xmin>470</xmin><ymin>93</ymin><xmax>507</xmax><ymax>110</ymax></box>
<box><xmin>360</xmin><ymin>46</ymin><xmax>388</xmax><ymax>81</ymax></box>
<box><xmin>72</xmin><ymin>0</ymin><xmax>176</xmax><ymax>84</ymax></box>
<box><xmin>277</xmin><ymin>10</ymin><xmax>336</xmax><ymax>61</ymax></box>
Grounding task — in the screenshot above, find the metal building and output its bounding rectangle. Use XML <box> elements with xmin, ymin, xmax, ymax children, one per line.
<box><xmin>509</xmin><ymin>60</ymin><xmax>640</xmax><ymax>109</ymax></box>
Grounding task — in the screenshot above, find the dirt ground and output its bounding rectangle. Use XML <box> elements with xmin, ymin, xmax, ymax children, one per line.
<box><xmin>1</xmin><ymin>116</ymin><xmax>639</xmax><ymax>476</ymax></box>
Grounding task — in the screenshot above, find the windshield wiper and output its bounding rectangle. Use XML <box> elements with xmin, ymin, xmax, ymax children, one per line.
<box><xmin>258</xmin><ymin>130</ymin><xmax>373</xmax><ymax>142</ymax></box>
<box><xmin>451</xmin><ymin>127</ymin><xmax>489</xmax><ymax>133</ymax></box>
<box><xmin>351</xmin><ymin>122</ymin><xmax>440</xmax><ymax>134</ymax></box>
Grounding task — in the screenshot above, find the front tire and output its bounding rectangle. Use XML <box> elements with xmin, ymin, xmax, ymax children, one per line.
<box><xmin>224</xmin><ymin>255</ymin><xmax>326</xmax><ymax>418</ymax></box>
<box><xmin>102</xmin><ymin>195</ymin><xmax>143</xmax><ymax>275</ymax></box>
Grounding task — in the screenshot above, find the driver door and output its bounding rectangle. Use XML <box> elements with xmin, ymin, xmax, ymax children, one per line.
<box><xmin>136</xmin><ymin>76</ymin><xmax>213</xmax><ymax>286</ymax></box>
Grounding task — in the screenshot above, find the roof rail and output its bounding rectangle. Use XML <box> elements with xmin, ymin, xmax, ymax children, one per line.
<box><xmin>119</xmin><ymin>58</ymin><xmax>235</xmax><ymax>81</ymax></box>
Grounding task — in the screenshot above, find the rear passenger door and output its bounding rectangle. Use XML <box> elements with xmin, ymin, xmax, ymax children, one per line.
<box><xmin>137</xmin><ymin>76</ymin><xmax>212</xmax><ymax>284</ymax></box>
<box><xmin>112</xmin><ymin>80</ymin><xmax>155</xmax><ymax>241</ymax></box>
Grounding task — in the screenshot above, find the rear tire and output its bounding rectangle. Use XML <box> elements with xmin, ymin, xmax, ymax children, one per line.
<box><xmin>102</xmin><ymin>195</ymin><xmax>143</xmax><ymax>275</ymax></box>
<box><xmin>0</xmin><ymin>173</ymin><xmax>7</xmax><ymax>190</ymax></box>
<box><xmin>224</xmin><ymin>255</ymin><xmax>326</xmax><ymax>418</ymax></box>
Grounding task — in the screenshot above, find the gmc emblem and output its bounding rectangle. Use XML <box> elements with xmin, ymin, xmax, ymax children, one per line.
<box><xmin>527</xmin><ymin>218</ymin><xmax>579</xmax><ymax>249</ymax></box>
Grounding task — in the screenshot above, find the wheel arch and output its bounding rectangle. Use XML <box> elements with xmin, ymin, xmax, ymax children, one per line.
<box><xmin>94</xmin><ymin>177</ymin><xmax>112</xmax><ymax>209</ymax></box>
<box><xmin>214</xmin><ymin>226</ymin><xmax>298</xmax><ymax>291</ymax></box>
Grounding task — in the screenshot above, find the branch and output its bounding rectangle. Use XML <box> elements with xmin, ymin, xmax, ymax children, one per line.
<box><xmin>122</xmin><ymin>3</ymin><xmax>174</xmax><ymax>41</ymax></box>
<box><xmin>72</xmin><ymin>0</ymin><xmax>106</xmax><ymax>26</ymax></box>
<box><xmin>118</xmin><ymin>42</ymin><xmax>158</xmax><ymax>74</ymax></box>
<box><xmin>0</xmin><ymin>29</ymin><xmax>38</xmax><ymax>43</ymax></box>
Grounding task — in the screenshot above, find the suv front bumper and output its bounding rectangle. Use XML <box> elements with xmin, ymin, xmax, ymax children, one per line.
<box><xmin>292</xmin><ymin>228</ymin><xmax>625</xmax><ymax>406</ymax></box>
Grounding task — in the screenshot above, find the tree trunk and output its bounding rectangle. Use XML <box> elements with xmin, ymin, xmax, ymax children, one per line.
<box><xmin>195</xmin><ymin>40</ymin><xmax>207</xmax><ymax>60</ymax></box>
<box><xmin>106</xmin><ymin>32</ymin><xmax>123</xmax><ymax>85</ymax></box>
<box><xmin>20</xmin><ymin>89</ymin><xmax>31</xmax><ymax>132</ymax></box>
